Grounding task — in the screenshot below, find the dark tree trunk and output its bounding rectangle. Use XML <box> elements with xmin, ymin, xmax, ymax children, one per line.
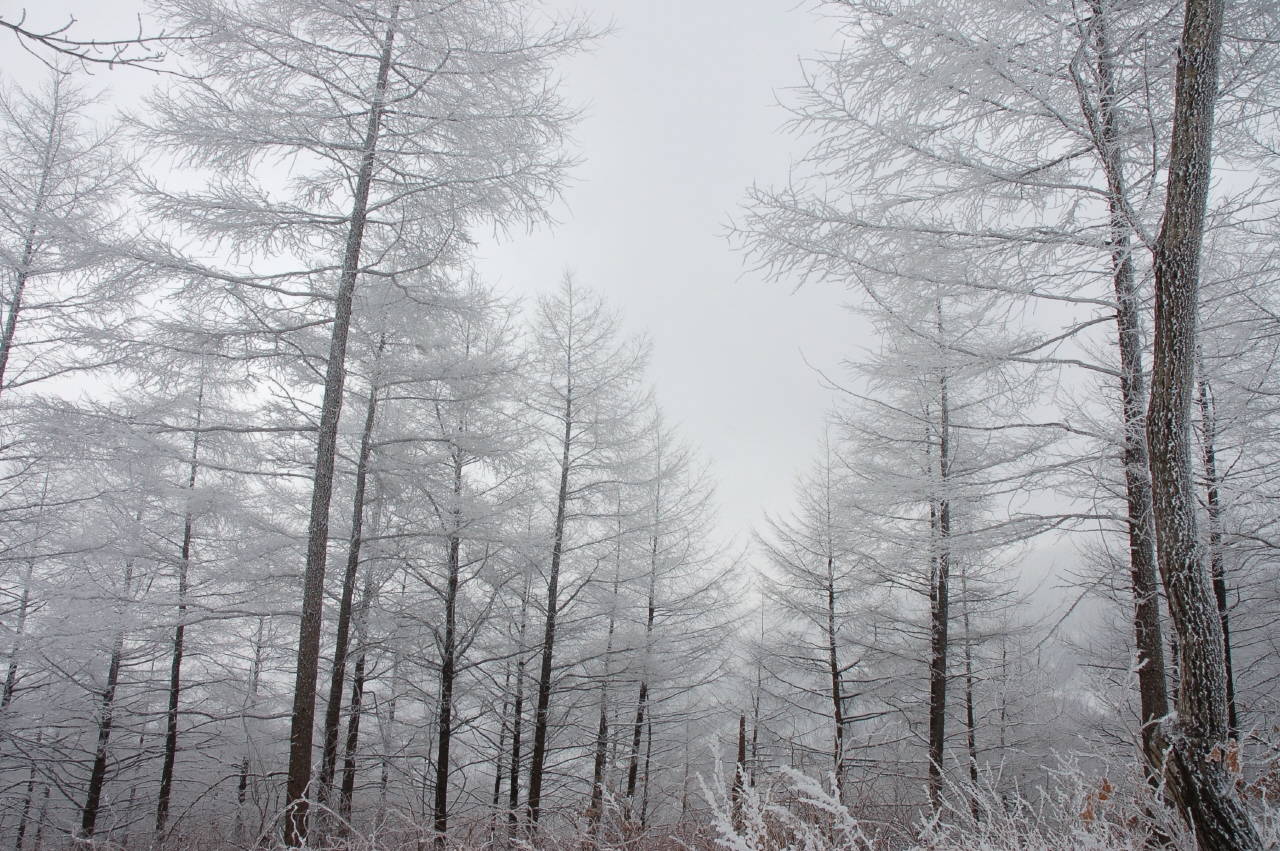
<box><xmin>526</xmin><ymin>399</ymin><xmax>573</xmax><ymax>828</ymax></box>
<box><xmin>340</xmin><ymin>574</ymin><xmax>374</xmax><ymax>821</ymax></box>
<box><xmin>491</xmin><ymin>666</ymin><xmax>510</xmax><ymax>838</ymax></box>
<box><xmin>825</xmin><ymin>555</ymin><xmax>846</xmax><ymax>801</ymax></box>
<box><xmin>320</xmin><ymin>369</ymin><xmax>381</xmax><ymax>800</ymax></box>
<box><xmin>14</xmin><ymin>730</ymin><xmax>41</xmax><ymax>851</ymax></box>
<box><xmin>431</xmin><ymin>453</ymin><xmax>465</xmax><ymax>846</ymax></box>
<box><xmin>731</xmin><ymin>714</ymin><xmax>746</xmax><ymax>830</ymax></box>
<box><xmin>80</xmin><ymin>560</ymin><xmax>133</xmax><ymax>839</ymax></box>
<box><xmin>156</xmin><ymin>381</ymin><xmax>204</xmax><ymax>839</ymax></box>
<box><xmin>588</xmin><ymin>691</ymin><xmax>609</xmax><ymax>826</ymax></box>
<box><xmin>1080</xmin><ymin>0</ymin><xmax>1173</xmax><ymax>758</ymax></box>
<box><xmin>927</xmin><ymin>359</ymin><xmax>951</xmax><ymax>809</ymax></box>
<box><xmin>1197</xmin><ymin>376</ymin><xmax>1237</xmax><ymax>737</ymax></box>
<box><xmin>236</xmin><ymin>619</ymin><xmax>265</xmax><ymax>841</ymax></box>
<box><xmin>507</xmin><ymin>581</ymin><xmax>529</xmax><ymax>827</ymax></box>
<box><xmin>1145</xmin><ymin>0</ymin><xmax>1260</xmax><ymax>847</ymax></box>
<box><xmin>589</xmin><ymin>562</ymin><xmax>621</xmax><ymax>828</ymax></box>
<box><xmin>626</xmin><ymin>530</ymin><xmax>660</xmax><ymax>818</ymax></box>
<box><xmin>284</xmin><ymin>10</ymin><xmax>399</xmax><ymax>846</ymax></box>
<box><xmin>2</xmin><ymin>561</ymin><xmax>33</xmax><ymax>714</ymax></box>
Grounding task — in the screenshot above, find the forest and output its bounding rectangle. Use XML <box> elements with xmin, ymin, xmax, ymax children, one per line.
<box><xmin>0</xmin><ymin>0</ymin><xmax>1278</xmax><ymax>849</ymax></box>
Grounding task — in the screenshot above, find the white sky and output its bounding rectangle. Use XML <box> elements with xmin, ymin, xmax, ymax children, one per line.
<box><xmin>472</xmin><ymin>1</ymin><xmax>859</xmax><ymax>544</ymax></box>
<box><xmin>6</xmin><ymin>0</ymin><xmax>863</xmax><ymax>545</ymax></box>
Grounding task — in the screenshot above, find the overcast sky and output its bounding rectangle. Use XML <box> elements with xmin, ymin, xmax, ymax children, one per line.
<box><xmin>8</xmin><ymin>0</ymin><xmax>862</xmax><ymax>545</ymax></box>
<box><xmin>472</xmin><ymin>1</ymin><xmax>859</xmax><ymax>544</ymax></box>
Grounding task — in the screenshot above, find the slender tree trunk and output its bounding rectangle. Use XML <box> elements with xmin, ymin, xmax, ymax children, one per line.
<box><xmin>927</xmin><ymin>337</ymin><xmax>952</xmax><ymax>810</ymax></box>
<box><xmin>14</xmin><ymin>730</ymin><xmax>41</xmax><ymax>851</ymax></box>
<box><xmin>340</xmin><ymin>573</ymin><xmax>375</xmax><ymax>821</ymax></box>
<box><xmin>640</xmin><ymin>716</ymin><xmax>652</xmax><ymax>829</ymax></box>
<box><xmin>320</xmin><ymin>367</ymin><xmax>381</xmax><ymax>800</ymax></box>
<box><xmin>2</xmin><ymin>560</ymin><xmax>34</xmax><ymax>713</ymax></box>
<box><xmin>1145</xmin><ymin>0</ymin><xmax>1260</xmax><ymax>846</ymax></box>
<box><xmin>284</xmin><ymin>9</ymin><xmax>399</xmax><ymax>845</ymax></box>
<box><xmin>237</xmin><ymin>619</ymin><xmax>265</xmax><ymax>842</ymax></box>
<box><xmin>1080</xmin><ymin>0</ymin><xmax>1173</xmax><ymax>758</ymax></box>
<box><xmin>962</xmin><ymin>573</ymin><xmax>979</xmax><ymax>821</ymax></box>
<box><xmin>625</xmin><ymin>546</ymin><xmax>657</xmax><ymax>811</ymax></box>
<box><xmin>589</xmin><ymin>559</ymin><xmax>621</xmax><ymax>828</ymax></box>
<box><xmin>826</xmin><ymin>555</ymin><xmax>845</xmax><ymax>801</ymax></box>
<box><xmin>1197</xmin><ymin>375</ymin><xmax>1237</xmax><ymax>737</ymax></box>
<box><xmin>156</xmin><ymin>380</ymin><xmax>205</xmax><ymax>840</ymax></box>
<box><xmin>80</xmin><ymin>559</ymin><xmax>134</xmax><ymax>839</ymax></box>
<box><xmin>507</xmin><ymin>578</ymin><xmax>529</xmax><ymax>828</ymax></box>
<box><xmin>731</xmin><ymin>715</ymin><xmax>746</xmax><ymax>830</ymax></box>
<box><xmin>526</xmin><ymin>397</ymin><xmax>573</xmax><ymax>828</ymax></box>
<box><xmin>490</xmin><ymin>666</ymin><xmax>510</xmax><ymax>839</ymax></box>
<box><xmin>431</xmin><ymin>452</ymin><xmax>465</xmax><ymax>846</ymax></box>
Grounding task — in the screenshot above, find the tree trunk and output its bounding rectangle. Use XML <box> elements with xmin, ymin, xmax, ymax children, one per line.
<box><xmin>507</xmin><ymin>579</ymin><xmax>529</xmax><ymax>827</ymax></box>
<box><xmin>589</xmin><ymin>560</ymin><xmax>621</xmax><ymax>828</ymax></box>
<box><xmin>284</xmin><ymin>9</ymin><xmax>399</xmax><ymax>846</ymax></box>
<box><xmin>627</xmin><ymin>491</ymin><xmax>661</xmax><ymax>817</ymax></box>
<box><xmin>340</xmin><ymin>573</ymin><xmax>375</xmax><ymax>821</ymax></box>
<box><xmin>927</xmin><ymin>347</ymin><xmax>952</xmax><ymax>810</ymax></box>
<box><xmin>14</xmin><ymin>730</ymin><xmax>42</xmax><ymax>851</ymax></box>
<box><xmin>526</xmin><ymin>397</ymin><xmax>573</xmax><ymax>828</ymax></box>
<box><xmin>431</xmin><ymin>452</ymin><xmax>465</xmax><ymax>846</ymax></box>
<box><xmin>588</xmin><ymin>692</ymin><xmax>609</xmax><ymax>826</ymax></box>
<box><xmin>731</xmin><ymin>714</ymin><xmax>746</xmax><ymax>830</ymax></box>
<box><xmin>2</xmin><ymin>560</ymin><xmax>34</xmax><ymax>713</ymax></box>
<box><xmin>826</xmin><ymin>555</ymin><xmax>846</xmax><ymax>801</ymax></box>
<box><xmin>320</xmin><ymin>368</ymin><xmax>381</xmax><ymax>801</ymax></box>
<box><xmin>490</xmin><ymin>665</ymin><xmax>510</xmax><ymax>838</ymax></box>
<box><xmin>1197</xmin><ymin>375</ymin><xmax>1237</xmax><ymax>737</ymax></box>
<box><xmin>1081</xmin><ymin>0</ymin><xmax>1173</xmax><ymax>758</ymax></box>
<box><xmin>156</xmin><ymin>378</ymin><xmax>204</xmax><ymax>840</ymax></box>
<box><xmin>80</xmin><ymin>559</ymin><xmax>134</xmax><ymax>839</ymax></box>
<box><xmin>236</xmin><ymin>619</ymin><xmax>265</xmax><ymax>842</ymax></box>
<box><xmin>1145</xmin><ymin>0</ymin><xmax>1260</xmax><ymax>846</ymax></box>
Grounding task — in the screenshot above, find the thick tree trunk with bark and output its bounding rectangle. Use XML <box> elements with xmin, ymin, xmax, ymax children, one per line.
<box><xmin>284</xmin><ymin>11</ymin><xmax>399</xmax><ymax>846</ymax></box>
<box><xmin>1145</xmin><ymin>0</ymin><xmax>1260</xmax><ymax>846</ymax></box>
<box><xmin>319</xmin><ymin>372</ymin><xmax>380</xmax><ymax>800</ymax></box>
<box><xmin>1197</xmin><ymin>376</ymin><xmax>1237</xmax><ymax>737</ymax></box>
<box><xmin>1081</xmin><ymin>0</ymin><xmax>1172</xmax><ymax>755</ymax></box>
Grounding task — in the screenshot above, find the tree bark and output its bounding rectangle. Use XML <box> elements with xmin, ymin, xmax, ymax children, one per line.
<box><xmin>431</xmin><ymin>451</ymin><xmax>466</xmax><ymax>846</ymax></box>
<box><xmin>284</xmin><ymin>9</ymin><xmax>399</xmax><ymax>845</ymax></box>
<box><xmin>526</xmin><ymin>395</ymin><xmax>573</xmax><ymax>828</ymax></box>
<box><xmin>155</xmin><ymin>378</ymin><xmax>204</xmax><ymax>840</ymax></box>
<box><xmin>1197</xmin><ymin>375</ymin><xmax>1237</xmax><ymax>737</ymax></box>
<box><xmin>927</xmin><ymin>340</ymin><xmax>952</xmax><ymax>810</ymax></box>
<box><xmin>320</xmin><ymin>368</ymin><xmax>381</xmax><ymax>801</ymax></box>
<box><xmin>1145</xmin><ymin>0</ymin><xmax>1260</xmax><ymax>846</ymax></box>
<box><xmin>80</xmin><ymin>559</ymin><xmax>134</xmax><ymax>839</ymax></box>
<box><xmin>507</xmin><ymin>579</ymin><xmax>530</xmax><ymax>827</ymax></box>
<box><xmin>826</xmin><ymin>554</ymin><xmax>846</xmax><ymax>801</ymax></box>
<box><xmin>1080</xmin><ymin>0</ymin><xmax>1172</xmax><ymax>756</ymax></box>
<box><xmin>340</xmin><ymin>573</ymin><xmax>374</xmax><ymax>821</ymax></box>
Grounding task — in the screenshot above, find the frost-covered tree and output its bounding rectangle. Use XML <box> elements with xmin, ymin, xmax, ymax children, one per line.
<box><xmin>138</xmin><ymin>1</ymin><xmax>591</xmax><ymax>841</ymax></box>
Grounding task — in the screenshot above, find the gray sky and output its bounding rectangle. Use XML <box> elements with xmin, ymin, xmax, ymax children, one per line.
<box><xmin>473</xmin><ymin>1</ymin><xmax>860</xmax><ymax>543</ymax></box>
<box><xmin>8</xmin><ymin>0</ymin><xmax>861</xmax><ymax>544</ymax></box>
